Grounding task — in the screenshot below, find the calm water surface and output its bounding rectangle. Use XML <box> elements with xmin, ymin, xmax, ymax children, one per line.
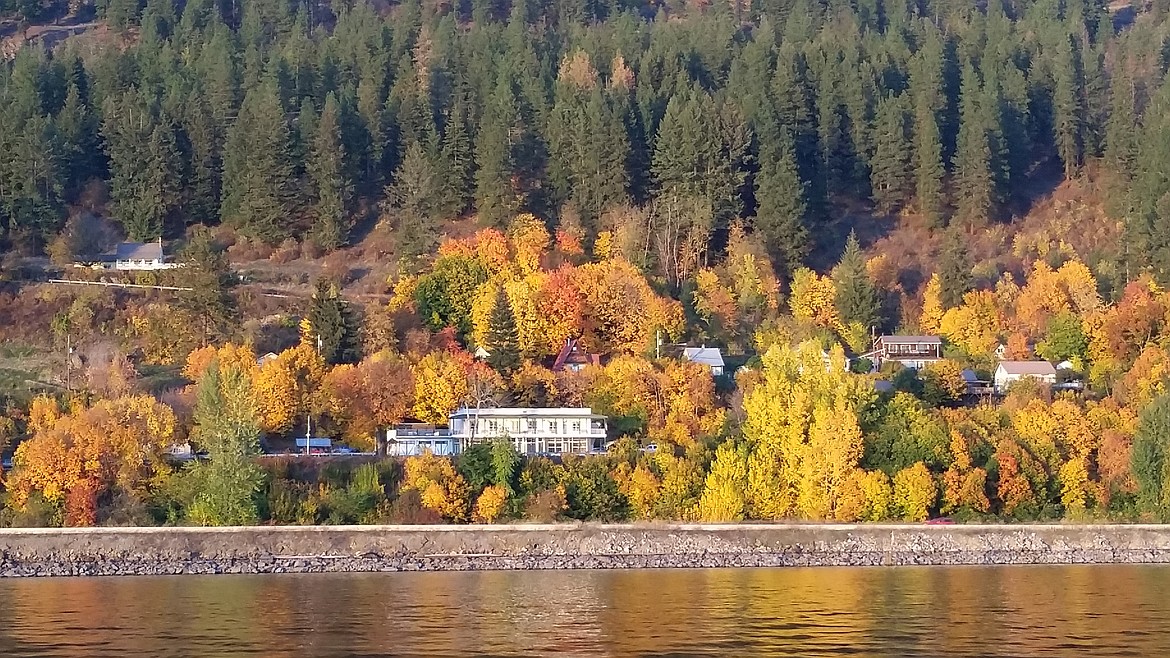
<box><xmin>0</xmin><ymin>565</ymin><xmax>1165</xmax><ymax>657</ymax></box>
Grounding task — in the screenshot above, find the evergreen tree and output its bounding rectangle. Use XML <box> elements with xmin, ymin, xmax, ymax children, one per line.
<box><xmin>102</xmin><ymin>92</ymin><xmax>181</xmax><ymax>241</ymax></box>
<box><xmin>938</xmin><ymin>228</ymin><xmax>972</xmax><ymax>309</ymax></box>
<box><xmin>1052</xmin><ymin>35</ymin><xmax>1084</xmax><ymax>179</ymax></box>
<box><xmin>178</xmin><ymin>228</ymin><xmax>236</xmax><ymax>345</ymax></box>
<box><xmin>0</xmin><ymin>112</ymin><xmax>66</xmax><ymax>240</ymax></box>
<box><xmin>548</xmin><ymin>78</ymin><xmax>629</xmax><ymax>223</ymax></box>
<box><xmin>832</xmin><ymin>232</ymin><xmax>881</xmax><ymax>330</ymax></box>
<box><xmin>652</xmin><ymin>89</ymin><xmax>742</xmax><ymax>223</ymax></box>
<box><xmin>187</xmin><ymin>362</ymin><xmax>263</xmax><ymax>526</ymax></box>
<box><xmin>181</xmin><ymin>96</ymin><xmax>222</xmax><ymax>224</ymax></box>
<box><xmin>308</xmin><ymin>277</ymin><xmax>359</xmax><ymax>365</ymax></box>
<box><xmin>1133</xmin><ymin>393</ymin><xmax>1170</xmax><ymax>521</ymax></box>
<box><xmin>1105</xmin><ymin>68</ymin><xmax>1138</xmax><ymax>183</ymax></box>
<box><xmin>952</xmin><ymin>65</ymin><xmax>994</xmax><ymax>229</ymax></box>
<box><xmin>753</xmin><ymin>115</ymin><xmax>809</xmax><ymax>273</ymax></box>
<box><xmin>475</xmin><ymin>79</ymin><xmax>521</xmax><ymax>226</ymax></box>
<box><xmin>387</xmin><ymin>141</ymin><xmax>439</xmax><ymax>261</ymax></box>
<box><xmin>308</xmin><ymin>93</ymin><xmax>353</xmax><ymax>251</ymax></box>
<box><xmin>870</xmin><ymin>92</ymin><xmax>913</xmax><ymax>214</ymax></box>
<box><xmin>356</xmin><ymin>69</ymin><xmax>388</xmax><ymax>192</ymax></box>
<box><xmin>772</xmin><ymin>44</ymin><xmax>825</xmax><ymax>223</ymax></box>
<box><xmin>54</xmin><ymin>83</ymin><xmax>101</xmax><ymax>198</ymax></box>
<box><xmin>485</xmin><ymin>286</ymin><xmax>521</xmax><ymax>377</ymax></box>
<box><xmin>437</xmin><ymin>97</ymin><xmax>475</xmax><ymax>218</ymax></box>
<box><xmin>221</xmin><ymin>83</ymin><xmax>299</xmax><ymax>244</ymax></box>
<box><xmin>910</xmin><ymin>44</ymin><xmax>947</xmax><ymax>228</ymax></box>
<box><xmin>833</xmin><ymin>232</ymin><xmax>879</xmax><ymax>330</ymax></box>
<box><xmin>1131</xmin><ymin>81</ymin><xmax>1170</xmax><ymax>282</ymax></box>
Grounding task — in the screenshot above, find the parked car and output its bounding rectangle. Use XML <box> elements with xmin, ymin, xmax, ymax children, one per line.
<box><xmin>925</xmin><ymin>517</ymin><xmax>955</xmax><ymax>525</ymax></box>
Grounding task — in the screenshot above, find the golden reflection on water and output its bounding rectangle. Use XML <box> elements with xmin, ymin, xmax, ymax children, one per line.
<box><xmin>0</xmin><ymin>565</ymin><xmax>1168</xmax><ymax>657</ymax></box>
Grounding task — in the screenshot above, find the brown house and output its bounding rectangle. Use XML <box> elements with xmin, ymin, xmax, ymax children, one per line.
<box><xmin>551</xmin><ymin>338</ymin><xmax>602</xmax><ymax>373</ymax></box>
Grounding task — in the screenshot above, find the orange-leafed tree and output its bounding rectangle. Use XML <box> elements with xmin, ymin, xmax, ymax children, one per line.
<box><xmin>401</xmin><ymin>450</ymin><xmax>471</xmax><ymax>522</ymax></box>
<box><xmin>8</xmin><ymin>395</ymin><xmax>177</xmax><ymax>524</ymax></box>
<box><xmin>252</xmin><ymin>344</ymin><xmax>326</xmax><ymax>435</ymax></box>
<box><xmin>322</xmin><ymin>353</ymin><xmax>414</xmax><ymax>449</ymax></box>
<box><xmin>182</xmin><ymin>342</ymin><xmax>258</xmax><ymax>383</ymax></box>
<box><xmin>411</xmin><ymin>350</ymin><xmax>474</xmax><ymax>424</ymax></box>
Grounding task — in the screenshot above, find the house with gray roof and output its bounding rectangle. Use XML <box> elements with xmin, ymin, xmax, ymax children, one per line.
<box><xmin>113</xmin><ymin>240</ymin><xmax>177</xmax><ymax>271</ymax></box>
<box><xmin>683</xmin><ymin>346</ymin><xmax>725</xmax><ymax>377</ymax></box>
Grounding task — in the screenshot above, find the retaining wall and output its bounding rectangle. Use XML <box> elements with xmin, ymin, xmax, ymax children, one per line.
<box><xmin>3</xmin><ymin>523</ymin><xmax>1170</xmax><ymax>577</ymax></box>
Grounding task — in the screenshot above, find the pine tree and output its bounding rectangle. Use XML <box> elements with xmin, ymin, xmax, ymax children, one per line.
<box><xmin>910</xmin><ymin>34</ymin><xmax>947</xmax><ymax>227</ymax></box>
<box><xmin>178</xmin><ymin>228</ymin><xmax>236</xmax><ymax>345</ymax></box>
<box><xmin>485</xmin><ymin>286</ymin><xmax>521</xmax><ymax>377</ymax></box>
<box><xmin>753</xmin><ymin>114</ymin><xmax>809</xmax><ymax>273</ymax></box>
<box><xmin>308</xmin><ymin>93</ymin><xmax>353</xmax><ymax>251</ymax></box>
<box><xmin>102</xmin><ymin>91</ymin><xmax>181</xmax><ymax>241</ymax></box>
<box><xmin>1105</xmin><ymin>68</ymin><xmax>1138</xmax><ymax>183</ymax></box>
<box><xmin>220</xmin><ymin>82</ymin><xmax>299</xmax><ymax>244</ymax></box>
<box><xmin>357</xmin><ymin>69</ymin><xmax>388</xmax><ymax>192</ymax></box>
<box><xmin>182</xmin><ymin>96</ymin><xmax>222</xmax><ymax>224</ymax></box>
<box><xmin>952</xmin><ymin>65</ymin><xmax>994</xmax><ymax>229</ymax></box>
<box><xmin>387</xmin><ymin>141</ymin><xmax>439</xmax><ymax>261</ymax></box>
<box><xmin>548</xmin><ymin>75</ymin><xmax>629</xmax><ymax>223</ymax></box>
<box><xmin>475</xmin><ymin>79</ymin><xmax>521</xmax><ymax>227</ymax></box>
<box><xmin>1052</xmin><ymin>35</ymin><xmax>1084</xmax><ymax>179</ymax></box>
<box><xmin>437</xmin><ymin>97</ymin><xmax>475</xmax><ymax>218</ymax></box>
<box><xmin>772</xmin><ymin>44</ymin><xmax>825</xmax><ymax>223</ymax></box>
<box><xmin>938</xmin><ymin>229</ymin><xmax>972</xmax><ymax>309</ymax></box>
<box><xmin>870</xmin><ymin>92</ymin><xmax>913</xmax><ymax>214</ymax></box>
<box><xmin>54</xmin><ymin>83</ymin><xmax>100</xmax><ymax>198</ymax></box>
<box><xmin>833</xmin><ymin>232</ymin><xmax>882</xmax><ymax>330</ymax></box>
<box><xmin>308</xmin><ymin>277</ymin><xmax>359</xmax><ymax>365</ymax></box>
<box><xmin>652</xmin><ymin>89</ymin><xmax>741</xmax><ymax>223</ymax></box>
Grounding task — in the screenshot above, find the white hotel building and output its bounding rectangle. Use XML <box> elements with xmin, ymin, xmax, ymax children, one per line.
<box><xmin>387</xmin><ymin>407</ymin><xmax>608</xmax><ymax>457</ymax></box>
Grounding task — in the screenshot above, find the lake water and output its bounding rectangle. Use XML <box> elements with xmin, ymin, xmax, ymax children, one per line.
<box><xmin>0</xmin><ymin>565</ymin><xmax>1165</xmax><ymax>656</ymax></box>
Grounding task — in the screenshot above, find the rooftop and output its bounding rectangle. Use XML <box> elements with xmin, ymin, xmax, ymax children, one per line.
<box><xmin>683</xmin><ymin>346</ymin><xmax>725</xmax><ymax>367</ymax></box>
<box><xmin>115</xmin><ymin>241</ymin><xmax>164</xmax><ymax>261</ymax></box>
<box><xmin>878</xmin><ymin>335</ymin><xmax>942</xmax><ymax>344</ymax></box>
<box><xmin>449</xmin><ymin>407</ymin><xmax>605</xmax><ymax>419</ymax></box>
<box><xmin>996</xmin><ymin>360</ymin><xmax>1057</xmax><ymax>376</ymax></box>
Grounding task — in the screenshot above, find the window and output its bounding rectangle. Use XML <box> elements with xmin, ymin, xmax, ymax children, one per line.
<box><xmin>572</xmin><ymin>421</ymin><xmax>582</xmax><ymax>434</ymax></box>
<box><xmin>487</xmin><ymin>420</ymin><xmax>499</xmax><ymax>434</ymax></box>
<box><xmin>527</xmin><ymin>420</ymin><xmax>537</xmax><ymax>434</ymax></box>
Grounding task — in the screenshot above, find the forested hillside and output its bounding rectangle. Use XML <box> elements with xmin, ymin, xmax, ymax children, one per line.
<box><xmin>0</xmin><ymin>0</ymin><xmax>1162</xmax><ymax>281</ymax></box>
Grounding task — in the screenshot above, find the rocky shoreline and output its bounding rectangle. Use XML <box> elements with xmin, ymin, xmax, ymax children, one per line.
<box><xmin>3</xmin><ymin>523</ymin><xmax>1170</xmax><ymax>577</ymax></box>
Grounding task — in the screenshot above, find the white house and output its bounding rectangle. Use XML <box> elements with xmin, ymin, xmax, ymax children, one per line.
<box><xmin>864</xmin><ymin>335</ymin><xmax>943</xmax><ymax>370</ymax></box>
<box><xmin>994</xmin><ymin>361</ymin><xmax>1058</xmax><ymax>392</ymax></box>
<box><xmin>114</xmin><ymin>240</ymin><xmax>178</xmax><ymax>271</ymax></box>
<box><xmin>385</xmin><ymin>423</ymin><xmax>460</xmax><ymax>457</ymax></box>
<box><xmin>387</xmin><ymin>408</ymin><xmax>608</xmax><ymax>457</ymax></box>
<box><xmin>683</xmin><ymin>346</ymin><xmax>725</xmax><ymax>376</ymax></box>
